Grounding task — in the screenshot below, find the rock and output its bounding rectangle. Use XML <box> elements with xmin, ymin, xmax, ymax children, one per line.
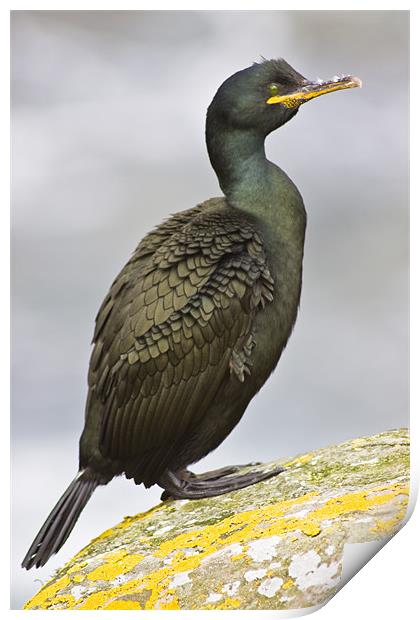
<box><xmin>24</xmin><ymin>428</ymin><xmax>409</xmax><ymax>610</ymax></box>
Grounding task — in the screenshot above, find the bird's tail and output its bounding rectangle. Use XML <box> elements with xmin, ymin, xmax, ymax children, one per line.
<box><xmin>21</xmin><ymin>469</ymin><xmax>99</xmax><ymax>569</ymax></box>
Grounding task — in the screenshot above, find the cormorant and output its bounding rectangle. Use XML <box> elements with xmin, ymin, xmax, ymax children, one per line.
<box><xmin>22</xmin><ymin>58</ymin><xmax>361</xmax><ymax>569</ymax></box>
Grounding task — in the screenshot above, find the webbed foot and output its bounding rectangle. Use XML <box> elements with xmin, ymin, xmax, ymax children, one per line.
<box><xmin>159</xmin><ymin>463</ymin><xmax>283</xmax><ymax>500</ymax></box>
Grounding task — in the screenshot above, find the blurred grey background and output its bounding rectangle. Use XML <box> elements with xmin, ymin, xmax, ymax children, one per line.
<box><xmin>11</xmin><ymin>10</ymin><xmax>409</xmax><ymax>609</ymax></box>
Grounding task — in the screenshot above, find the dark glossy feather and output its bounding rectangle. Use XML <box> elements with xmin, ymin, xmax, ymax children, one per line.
<box><xmin>82</xmin><ymin>198</ymin><xmax>274</xmax><ymax>485</ymax></box>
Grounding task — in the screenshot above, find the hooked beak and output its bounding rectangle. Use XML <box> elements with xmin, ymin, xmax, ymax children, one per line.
<box><xmin>267</xmin><ymin>75</ymin><xmax>362</xmax><ymax>108</ymax></box>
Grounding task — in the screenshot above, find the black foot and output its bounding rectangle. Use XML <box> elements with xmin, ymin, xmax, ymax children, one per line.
<box><xmin>183</xmin><ymin>462</ymin><xmax>262</xmax><ymax>482</ymax></box>
<box><xmin>159</xmin><ymin>464</ymin><xmax>284</xmax><ymax>500</ymax></box>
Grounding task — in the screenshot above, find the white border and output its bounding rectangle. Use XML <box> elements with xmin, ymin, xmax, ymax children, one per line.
<box><xmin>4</xmin><ymin>3</ymin><xmax>416</xmax><ymax>618</ymax></box>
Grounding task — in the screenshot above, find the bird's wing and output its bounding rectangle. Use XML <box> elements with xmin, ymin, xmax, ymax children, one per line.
<box><xmin>87</xmin><ymin>199</ymin><xmax>274</xmax><ymax>486</ymax></box>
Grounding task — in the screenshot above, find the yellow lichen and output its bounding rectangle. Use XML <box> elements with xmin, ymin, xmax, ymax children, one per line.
<box><xmin>155</xmin><ymin>491</ymin><xmax>318</xmax><ymax>560</ymax></box>
<box><xmin>78</xmin><ymin>589</ymin><xmax>119</xmax><ymax>610</ymax></box>
<box><xmin>48</xmin><ymin>594</ymin><xmax>76</xmax><ymax>608</ymax></box>
<box><xmin>306</xmin><ymin>484</ymin><xmax>408</xmax><ymax>525</ymax></box>
<box><xmin>160</xmin><ymin>595</ymin><xmax>181</xmax><ymax>610</ymax></box>
<box><xmin>25</xmin><ymin>482</ymin><xmax>408</xmax><ymax>610</ymax></box>
<box><xmin>231</xmin><ymin>551</ymin><xmax>247</xmax><ymax>561</ymax></box>
<box><xmin>204</xmin><ymin>597</ymin><xmax>241</xmax><ymax>610</ymax></box>
<box><xmin>103</xmin><ymin>599</ymin><xmax>142</xmax><ymax>610</ymax></box>
<box><xmin>23</xmin><ymin>575</ymin><xmax>71</xmax><ymax>610</ymax></box>
<box><xmin>282</xmin><ymin>578</ymin><xmax>294</xmax><ymax>590</ymax></box>
<box><xmin>299</xmin><ymin>521</ymin><xmax>321</xmax><ymax>536</ymax></box>
<box><xmin>283</xmin><ymin>453</ymin><xmax>314</xmax><ymax>467</ymax></box>
<box><xmin>87</xmin><ymin>549</ymin><xmax>144</xmax><ymax>581</ymax></box>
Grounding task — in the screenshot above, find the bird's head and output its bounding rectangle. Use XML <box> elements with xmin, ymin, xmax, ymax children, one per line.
<box><xmin>207</xmin><ymin>58</ymin><xmax>361</xmax><ymax>136</ymax></box>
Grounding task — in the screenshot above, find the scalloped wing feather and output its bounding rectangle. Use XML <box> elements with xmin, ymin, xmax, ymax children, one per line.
<box><xmin>86</xmin><ymin>198</ymin><xmax>274</xmax><ymax>485</ymax></box>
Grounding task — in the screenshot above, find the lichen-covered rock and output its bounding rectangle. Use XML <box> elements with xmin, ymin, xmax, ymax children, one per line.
<box><xmin>24</xmin><ymin>428</ymin><xmax>409</xmax><ymax>610</ymax></box>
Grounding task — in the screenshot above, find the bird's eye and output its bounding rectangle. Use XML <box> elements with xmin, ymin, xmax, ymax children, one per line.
<box><xmin>268</xmin><ymin>83</ymin><xmax>279</xmax><ymax>96</ymax></box>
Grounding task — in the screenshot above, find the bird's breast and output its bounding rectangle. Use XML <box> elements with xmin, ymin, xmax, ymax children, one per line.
<box><xmin>251</xmin><ymin>190</ymin><xmax>307</xmax><ymax>382</ymax></box>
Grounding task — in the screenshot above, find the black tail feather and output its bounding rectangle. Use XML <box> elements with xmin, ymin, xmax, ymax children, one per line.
<box><xmin>21</xmin><ymin>470</ymin><xmax>98</xmax><ymax>570</ymax></box>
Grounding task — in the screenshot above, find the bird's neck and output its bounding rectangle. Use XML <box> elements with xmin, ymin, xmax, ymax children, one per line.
<box><xmin>206</xmin><ymin>121</ymin><xmax>297</xmax><ymax>223</ymax></box>
<box><xmin>206</xmin><ymin>123</ymin><xmax>268</xmax><ymax>201</ymax></box>
<box><xmin>206</xmin><ymin>118</ymin><xmax>306</xmax><ymax>255</ymax></box>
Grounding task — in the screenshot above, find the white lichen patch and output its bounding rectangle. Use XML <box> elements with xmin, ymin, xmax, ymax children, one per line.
<box><xmin>244</xmin><ymin>568</ymin><xmax>267</xmax><ymax>582</ymax></box>
<box><xmin>163</xmin><ymin>551</ymin><xmax>179</xmax><ymax>565</ymax></box>
<box><xmin>112</xmin><ymin>573</ymin><xmax>133</xmax><ymax>586</ymax></box>
<box><xmin>205</xmin><ymin>592</ymin><xmax>223</xmax><ymax>604</ymax></box>
<box><xmin>325</xmin><ymin>545</ymin><xmax>335</xmax><ymax>556</ymax></box>
<box><xmin>241</xmin><ymin>504</ymin><xmax>258</xmax><ymax>512</ymax></box>
<box><xmin>222</xmin><ymin>580</ymin><xmax>241</xmax><ymax>596</ymax></box>
<box><xmin>169</xmin><ymin>571</ymin><xmax>191</xmax><ymax>588</ymax></box>
<box><xmin>288</xmin><ymin>550</ymin><xmax>340</xmax><ymax>590</ymax></box>
<box><xmin>70</xmin><ymin>585</ymin><xmax>87</xmax><ymax>599</ymax></box>
<box><xmin>285</xmin><ymin>508</ymin><xmax>311</xmax><ymax>518</ymax></box>
<box><xmin>352</xmin><ymin>458</ymin><xmax>379</xmax><ymax>466</ymax></box>
<box><xmin>257</xmin><ymin>577</ymin><xmax>284</xmax><ymax>598</ymax></box>
<box><xmin>356</xmin><ymin>516</ymin><xmax>375</xmax><ymax>524</ymax></box>
<box><xmin>289</xmin><ymin>550</ymin><xmax>320</xmax><ymax>579</ymax></box>
<box><xmin>183</xmin><ymin>548</ymin><xmax>200</xmax><ymax>557</ymax></box>
<box><xmin>153</xmin><ymin>525</ymin><xmax>173</xmax><ymax>537</ymax></box>
<box><xmin>247</xmin><ymin>536</ymin><xmax>281</xmax><ymax>562</ymax></box>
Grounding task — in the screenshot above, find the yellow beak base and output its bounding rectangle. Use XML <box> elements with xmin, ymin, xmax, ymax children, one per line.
<box><xmin>267</xmin><ymin>75</ymin><xmax>362</xmax><ymax>108</ymax></box>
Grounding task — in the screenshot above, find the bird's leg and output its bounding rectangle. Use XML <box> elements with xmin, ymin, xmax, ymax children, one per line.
<box><xmin>159</xmin><ymin>464</ymin><xmax>284</xmax><ymax>500</ymax></box>
<box><xmin>182</xmin><ymin>463</ymin><xmax>262</xmax><ymax>482</ymax></box>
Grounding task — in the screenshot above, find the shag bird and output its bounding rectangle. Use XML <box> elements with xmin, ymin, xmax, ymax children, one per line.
<box><xmin>22</xmin><ymin>58</ymin><xmax>361</xmax><ymax>569</ymax></box>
